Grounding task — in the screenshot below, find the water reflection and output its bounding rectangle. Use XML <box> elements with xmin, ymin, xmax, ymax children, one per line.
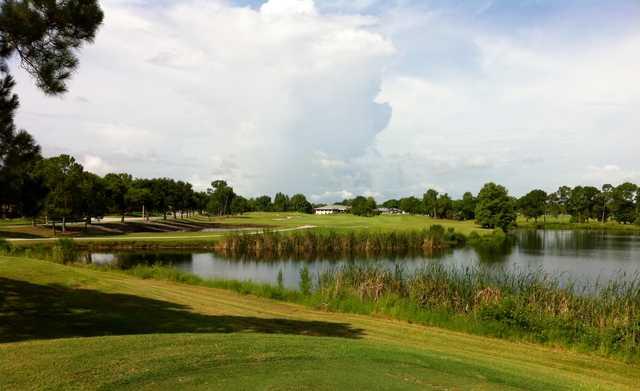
<box><xmin>90</xmin><ymin>230</ymin><xmax>640</xmax><ymax>290</ymax></box>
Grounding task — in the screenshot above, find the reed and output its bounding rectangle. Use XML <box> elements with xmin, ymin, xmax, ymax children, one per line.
<box><xmin>215</xmin><ymin>226</ymin><xmax>466</xmax><ymax>258</ymax></box>
<box><xmin>312</xmin><ymin>264</ymin><xmax>640</xmax><ymax>359</ymax></box>
<box><xmin>106</xmin><ymin>260</ymin><xmax>640</xmax><ymax>360</ymax></box>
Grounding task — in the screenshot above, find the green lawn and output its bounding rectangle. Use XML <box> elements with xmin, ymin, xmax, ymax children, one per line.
<box><xmin>3</xmin><ymin>212</ymin><xmax>487</xmax><ymax>246</ymax></box>
<box><xmin>517</xmin><ymin>214</ymin><xmax>640</xmax><ymax>231</ymax></box>
<box><xmin>2</xmin><ymin>256</ymin><xmax>639</xmax><ymax>390</ymax></box>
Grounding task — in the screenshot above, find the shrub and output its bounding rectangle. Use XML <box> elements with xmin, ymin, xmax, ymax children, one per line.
<box><xmin>0</xmin><ymin>238</ymin><xmax>12</xmax><ymax>254</ymax></box>
<box><xmin>299</xmin><ymin>266</ymin><xmax>311</xmax><ymax>295</ymax></box>
<box><xmin>51</xmin><ymin>238</ymin><xmax>79</xmax><ymax>264</ymax></box>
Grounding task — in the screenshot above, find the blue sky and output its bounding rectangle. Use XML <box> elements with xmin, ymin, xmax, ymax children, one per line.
<box><xmin>12</xmin><ymin>0</ymin><xmax>640</xmax><ymax>201</ymax></box>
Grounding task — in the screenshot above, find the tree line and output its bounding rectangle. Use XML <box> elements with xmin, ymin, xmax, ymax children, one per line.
<box><xmin>334</xmin><ymin>182</ymin><xmax>640</xmax><ymax>231</ymax></box>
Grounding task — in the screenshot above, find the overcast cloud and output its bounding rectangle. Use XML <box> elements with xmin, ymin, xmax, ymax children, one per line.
<box><xmin>12</xmin><ymin>0</ymin><xmax>640</xmax><ymax>201</ymax></box>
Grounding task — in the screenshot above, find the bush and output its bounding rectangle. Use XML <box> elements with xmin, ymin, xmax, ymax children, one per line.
<box><xmin>299</xmin><ymin>266</ymin><xmax>311</xmax><ymax>295</ymax></box>
<box><xmin>0</xmin><ymin>238</ymin><xmax>12</xmax><ymax>254</ymax></box>
<box><xmin>51</xmin><ymin>238</ymin><xmax>79</xmax><ymax>264</ymax></box>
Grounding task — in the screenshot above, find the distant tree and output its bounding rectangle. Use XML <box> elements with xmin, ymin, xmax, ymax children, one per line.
<box><xmin>35</xmin><ymin>154</ymin><xmax>84</xmax><ymax>232</ymax></box>
<box><xmin>0</xmin><ymin>0</ymin><xmax>104</xmax><ymax>95</ymax></box>
<box><xmin>423</xmin><ymin>189</ymin><xmax>439</xmax><ymax>218</ymax></box>
<box><xmin>382</xmin><ymin>199</ymin><xmax>400</xmax><ymax>209</ymax></box>
<box><xmin>549</xmin><ymin>185</ymin><xmax>572</xmax><ymax>216</ymax></box>
<box><xmin>151</xmin><ymin>178</ymin><xmax>175</xmax><ymax>220</ymax></box>
<box><xmin>272</xmin><ymin>192</ymin><xmax>289</xmax><ymax>212</ymax></box>
<box><xmin>126</xmin><ymin>185</ymin><xmax>152</xmax><ymax>220</ymax></box>
<box><xmin>230</xmin><ymin>195</ymin><xmax>249</xmax><ymax>215</ymax></box>
<box><xmin>253</xmin><ymin>195</ymin><xmax>272</xmax><ymax>212</ymax></box>
<box><xmin>103</xmin><ymin>173</ymin><xmax>132</xmax><ymax>223</ymax></box>
<box><xmin>207</xmin><ymin>180</ymin><xmax>236</xmax><ymax>216</ymax></box>
<box><xmin>475</xmin><ymin>183</ymin><xmax>517</xmax><ymax>231</ymax></box>
<box><xmin>594</xmin><ymin>184</ymin><xmax>613</xmax><ymax>223</ymax></box>
<box><xmin>457</xmin><ymin>192</ymin><xmax>476</xmax><ymax>220</ymax></box>
<box><xmin>351</xmin><ymin>196</ymin><xmax>376</xmax><ymax>216</ymax></box>
<box><xmin>399</xmin><ymin>196</ymin><xmax>423</xmax><ymax>214</ymax></box>
<box><xmin>78</xmin><ymin>172</ymin><xmax>107</xmax><ymax>229</ymax></box>
<box><xmin>610</xmin><ymin>183</ymin><xmax>638</xmax><ymax>224</ymax></box>
<box><xmin>518</xmin><ymin>189</ymin><xmax>548</xmax><ymax>222</ymax></box>
<box><xmin>289</xmin><ymin>193</ymin><xmax>312</xmax><ymax>214</ymax></box>
<box><xmin>436</xmin><ymin>193</ymin><xmax>453</xmax><ymax>219</ymax></box>
<box><xmin>567</xmin><ymin>186</ymin><xmax>600</xmax><ymax>223</ymax></box>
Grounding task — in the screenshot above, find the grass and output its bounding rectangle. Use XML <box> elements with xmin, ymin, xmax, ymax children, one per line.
<box><xmin>518</xmin><ymin>215</ymin><xmax>640</xmax><ymax>232</ymax></box>
<box><xmin>122</xmin><ymin>260</ymin><xmax>640</xmax><ymax>361</ymax></box>
<box><xmin>216</xmin><ymin>225</ymin><xmax>467</xmax><ymax>258</ymax></box>
<box><xmin>2</xmin><ymin>212</ymin><xmax>487</xmax><ymax>250</ymax></box>
<box><xmin>2</xmin><ymin>256</ymin><xmax>640</xmax><ymax>390</ymax></box>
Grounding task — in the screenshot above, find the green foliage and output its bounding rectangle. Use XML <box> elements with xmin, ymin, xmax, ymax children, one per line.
<box><xmin>299</xmin><ymin>266</ymin><xmax>311</xmax><ymax>295</ymax></box>
<box><xmin>51</xmin><ymin>238</ymin><xmax>78</xmax><ymax>264</ymax></box>
<box><xmin>610</xmin><ymin>183</ymin><xmax>638</xmax><ymax>224</ymax></box>
<box><xmin>272</xmin><ymin>192</ymin><xmax>289</xmax><ymax>212</ymax></box>
<box><xmin>475</xmin><ymin>183</ymin><xmax>517</xmax><ymax>231</ymax></box>
<box><xmin>351</xmin><ymin>196</ymin><xmax>376</xmax><ymax>216</ymax></box>
<box><xmin>0</xmin><ymin>74</ymin><xmax>43</xmax><ymax>217</ymax></box>
<box><xmin>518</xmin><ymin>189</ymin><xmax>547</xmax><ymax>221</ymax></box>
<box><xmin>277</xmin><ymin>269</ymin><xmax>284</xmax><ymax>289</ymax></box>
<box><xmin>218</xmin><ymin>227</ymin><xmax>466</xmax><ymax>258</ymax></box>
<box><xmin>207</xmin><ymin>180</ymin><xmax>236</xmax><ymax>216</ymax></box>
<box><xmin>289</xmin><ymin>194</ymin><xmax>313</xmax><ymax>214</ymax></box>
<box><xmin>0</xmin><ymin>0</ymin><xmax>104</xmax><ymax>95</ymax></box>
<box><xmin>0</xmin><ymin>238</ymin><xmax>11</xmax><ymax>254</ymax></box>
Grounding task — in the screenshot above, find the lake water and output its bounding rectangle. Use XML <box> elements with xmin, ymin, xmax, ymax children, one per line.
<box><xmin>90</xmin><ymin>230</ymin><xmax>640</xmax><ymax>290</ymax></box>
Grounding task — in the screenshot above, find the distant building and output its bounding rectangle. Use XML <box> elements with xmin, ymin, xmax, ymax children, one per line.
<box><xmin>314</xmin><ymin>205</ymin><xmax>351</xmax><ymax>215</ymax></box>
<box><xmin>375</xmin><ymin>207</ymin><xmax>405</xmax><ymax>215</ymax></box>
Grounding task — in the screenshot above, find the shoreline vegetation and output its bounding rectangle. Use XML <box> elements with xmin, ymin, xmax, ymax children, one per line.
<box><xmin>2</xmin><ymin>235</ymin><xmax>638</xmax><ymax>361</ymax></box>
<box><xmin>104</xmin><ymin>260</ymin><xmax>640</xmax><ymax>361</ymax></box>
<box><xmin>214</xmin><ymin>226</ymin><xmax>468</xmax><ymax>258</ymax></box>
<box><xmin>3</xmin><ymin>257</ymin><xmax>639</xmax><ymax>390</ymax></box>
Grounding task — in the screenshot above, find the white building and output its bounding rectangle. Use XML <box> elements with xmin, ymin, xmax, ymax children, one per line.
<box><xmin>374</xmin><ymin>207</ymin><xmax>405</xmax><ymax>215</ymax></box>
<box><xmin>314</xmin><ymin>205</ymin><xmax>351</xmax><ymax>215</ymax></box>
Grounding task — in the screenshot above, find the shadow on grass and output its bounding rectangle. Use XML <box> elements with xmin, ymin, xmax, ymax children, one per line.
<box><xmin>0</xmin><ymin>278</ymin><xmax>363</xmax><ymax>343</ymax></box>
<box><xmin>0</xmin><ymin>230</ymin><xmax>45</xmax><ymax>239</ymax></box>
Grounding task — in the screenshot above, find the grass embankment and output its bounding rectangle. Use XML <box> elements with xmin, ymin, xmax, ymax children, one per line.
<box><xmin>2</xmin><ymin>212</ymin><xmax>487</xmax><ymax>250</ymax></box>
<box><xmin>125</xmin><ymin>260</ymin><xmax>640</xmax><ymax>361</ymax></box>
<box><xmin>2</xmin><ymin>256</ymin><xmax>640</xmax><ymax>390</ymax></box>
<box><xmin>517</xmin><ymin>215</ymin><xmax>640</xmax><ymax>232</ymax></box>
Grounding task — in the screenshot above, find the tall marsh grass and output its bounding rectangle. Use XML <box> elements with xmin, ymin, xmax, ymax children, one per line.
<box><xmin>312</xmin><ymin>264</ymin><xmax>640</xmax><ymax>359</ymax></box>
<box><xmin>216</xmin><ymin>226</ymin><xmax>466</xmax><ymax>258</ymax></box>
<box><xmin>109</xmin><ymin>261</ymin><xmax>640</xmax><ymax>360</ymax></box>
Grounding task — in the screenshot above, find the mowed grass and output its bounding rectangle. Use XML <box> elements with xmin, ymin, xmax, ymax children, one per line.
<box><xmin>3</xmin><ymin>212</ymin><xmax>487</xmax><ymax>246</ymax></box>
<box><xmin>2</xmin><ymin>256</ymin><xmax>640</xmax><ymax>390</ymax></box>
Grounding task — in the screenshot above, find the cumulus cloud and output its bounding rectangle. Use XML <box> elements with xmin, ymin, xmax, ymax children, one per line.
<box><xmin>11</xmin><ymin>0</ymin><xmax>640</xmax><ymax>201</ymax></box>
<box><xmin>81</xmin><ymin>155</ymin><xmax>115</xmax><ymax>176</ymax></box>
<box><xmin>583</xmin><ymin>165</ymin><xmax>640</xmax><ymax>185</ymax></box>
<box><xmin>14</xmin><ymin>0</ymin><xmax>393</xmax><ymax>198</ymax></box>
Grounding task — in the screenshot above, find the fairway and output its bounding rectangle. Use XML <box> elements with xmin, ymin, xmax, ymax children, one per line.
<box><xmin>2</xmin><ymin>256</ymin><xmax>639</xmax><ymax>390</ymax></box>
<box><xmin>2</xmin><ymin>212</ymin><xmax>488</xmax><ymax>247</ymax></box>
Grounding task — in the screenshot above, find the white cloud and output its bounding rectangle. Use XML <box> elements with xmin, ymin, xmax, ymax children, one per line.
<box><xmin>260</xmin><ymin>0</ymin><xmax>317</xmax><ymax>17</ymax></box>
<box><xmin>583</xmin><ymin>165</ymin><xmax>640</xmax><ymax>186</ymax></box>
<box><xmin>82</xmin><ymin>155</ymin><xmax>115</xmax><ymax>176</ymax></box>
<box><xmin>14</xmin><ymin>0</ymin><xmax>393</xmax><ymax>199</ymax></box>
<box><xmin>11</xmin><ymin>0</ymin><xmax>640</xmax><ymax>201</ymax></box>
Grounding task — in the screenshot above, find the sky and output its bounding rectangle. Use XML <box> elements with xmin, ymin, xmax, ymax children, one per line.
<box><xmin>12</xmin><ymin>0</ymin><xmax>640</xmax><ymax>202</ymax></box>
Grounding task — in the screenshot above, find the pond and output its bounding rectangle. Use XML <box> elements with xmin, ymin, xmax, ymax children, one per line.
<box><xmin>90</xmin><ymin>230</ymin><xmax>640</xmax><ymax>290</ymax></box>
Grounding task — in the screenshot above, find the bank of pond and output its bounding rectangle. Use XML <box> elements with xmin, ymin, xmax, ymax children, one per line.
<box><xmin>2</xmin><ymin>228</ymin><xmax>640</xmax><ymax>360</ymax></box>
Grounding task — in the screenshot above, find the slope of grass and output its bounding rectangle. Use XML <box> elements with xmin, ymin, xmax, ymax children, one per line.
<box><xmin>517</xmin><ymin>215</ymin><xmax>640</xmax><ymax>232</ymax></box>
<box><xmin>2</xmin><ymin>256</ymin><xmax>640</xmax><ymax>390</ymax></box>
<box><xmin>3</xmin><ymin>212</ymin><xmax>486</xmax><ymax>249</ymax></box>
